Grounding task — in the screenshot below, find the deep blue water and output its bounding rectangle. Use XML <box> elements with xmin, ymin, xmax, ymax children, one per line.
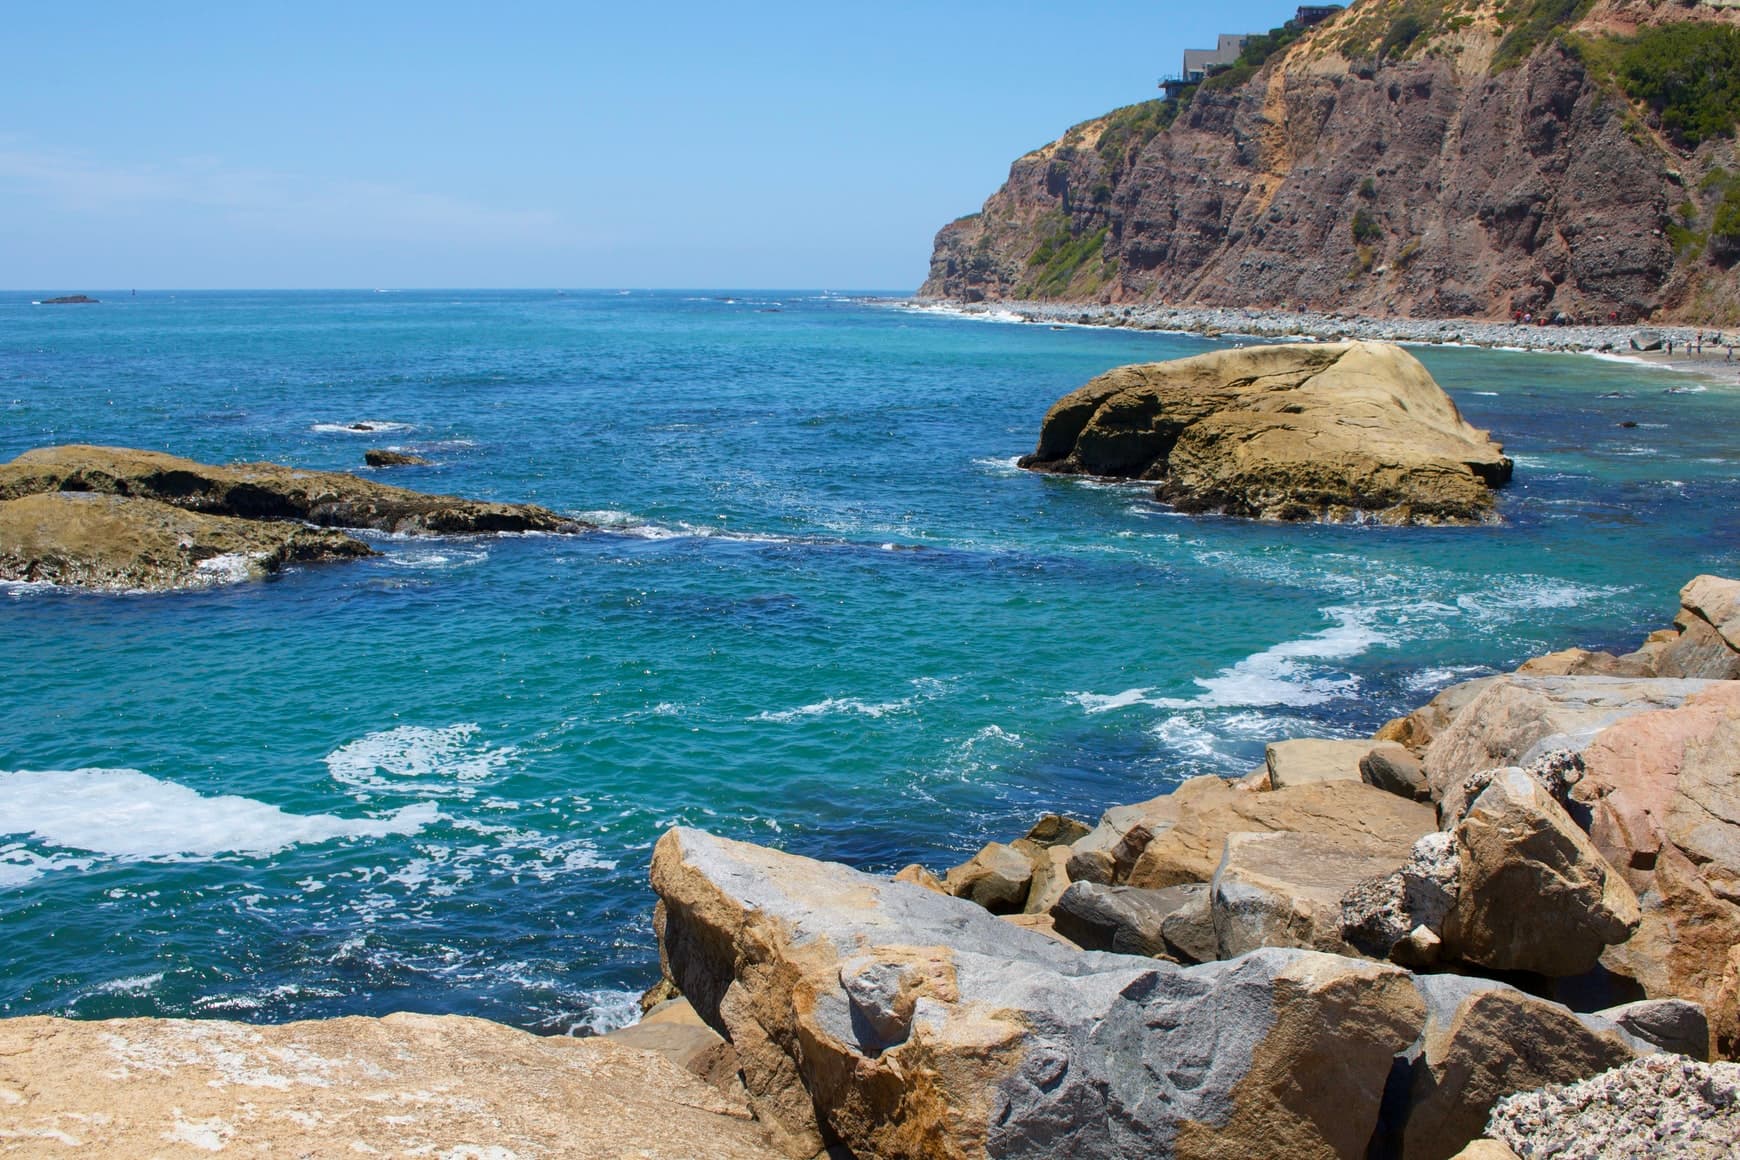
<box><xmin>3</xmin><ymin>289</ymin><xmax>1737</xmax><ymax>1033</ymax></box>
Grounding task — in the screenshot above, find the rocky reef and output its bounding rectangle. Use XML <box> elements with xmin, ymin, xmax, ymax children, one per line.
<box><xmin>1019</xmin><ymin>340</ymin><xmax>1511</xmax><ymax>523</ymax></box>
<box><xmin>0</xmin><ymin>444</ymin><xmax>591</xmax><ymax>591</ymax></box>
<box><xmin>923</xmin><ymin>0</ymin><xmax>1740</xmax><ymax>324</ymax></box>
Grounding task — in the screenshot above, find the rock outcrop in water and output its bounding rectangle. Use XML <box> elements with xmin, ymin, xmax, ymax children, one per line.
<box><xmin>1019</xmin><ymin>341</ymin><xmax>1511</xmax><ymax>523</ymax></box>
<box><xmin>922</xmin><ymin>1</ymin><xmax>1740</xmax><ymax>325</ymax></box>
<box><xmin>0</xmin><ymin>491</ymin><xmax>375</xmax><ymax>591</ymax></box>
<box><xmin>0</xmin><ymin>444</ymin><xmax>592</xmax><ymax>591</ymax></box>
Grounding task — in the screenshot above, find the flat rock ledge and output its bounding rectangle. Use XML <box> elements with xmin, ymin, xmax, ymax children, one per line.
<box><xmin>1018</xmin><ymin>341</ymin><xmax>1511</xmax><ymax>525</ymax></box>
<box><xmin>0</xmin><ymin>444</ymin><xmax>592</xmax><ymax>592</ymax></box>
<box><xmin>0</xmin><ymin>1012</ymin><xmax>782</xmax><ymax>1158</ymax></box>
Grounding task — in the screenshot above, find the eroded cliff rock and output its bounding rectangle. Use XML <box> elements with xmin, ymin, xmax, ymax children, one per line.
<box><xmin>924</xmin><ymin>0</ymin><xmax>1740</xmax><ymax>324</ymax></box>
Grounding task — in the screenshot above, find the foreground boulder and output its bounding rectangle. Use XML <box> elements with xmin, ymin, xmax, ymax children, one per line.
<box><xmin>0</xmin><ymin>491</ymin><xmax>374</xmax><ymax>591</ymax></box>
<box><xmin>0</xmin><ymin>444</ymin><xmax>587</xmax><ymax>536</ymax></box>
<box><xmin>1388</xmin><ymin>975</ymin><xmax>1644</xmax><ymax>1160</ymax></box>
<box><xmin>652</xmin><ymin>827</ymin><xmax>1426</xmax><ymax>1159</ymax></box>
<box><xmin>0</xmin><ymin>1012</ymin><xmax>779</xmax><ymax>1158</ymax></box>
<box><xmin>1017</xmin><ymin>342</ymin><xmax>1511</xmax><ymax>525</ymax></box>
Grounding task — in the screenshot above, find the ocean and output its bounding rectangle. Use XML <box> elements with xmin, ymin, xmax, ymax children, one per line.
<box><xmin>3</xmin><ymin>288</ymin><xmax>1737</xmax><ymax>1035</ymax></box>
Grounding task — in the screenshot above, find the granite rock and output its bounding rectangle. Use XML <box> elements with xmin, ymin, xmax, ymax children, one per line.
<box><xmin>651</xmin><ymin>826</ymin><xmax>1427</xmax><ymax>1159</ymax></box>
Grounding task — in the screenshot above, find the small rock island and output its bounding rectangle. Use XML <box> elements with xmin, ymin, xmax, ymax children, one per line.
<box><xmin>0</xmin><ymin>444</ymin><xmax>590</xmax><ymax>592</ymax></box>
<box><xmin>1020</xmin><ymin>341</ymin><xmax>1512</xmax><ymax>524</ymax></box>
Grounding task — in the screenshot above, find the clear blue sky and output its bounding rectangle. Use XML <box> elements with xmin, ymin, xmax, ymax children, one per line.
<box><xmin>4</xmin><ymin>1</ymin><xmax>1304</xmax><ymax>290</ymax></box>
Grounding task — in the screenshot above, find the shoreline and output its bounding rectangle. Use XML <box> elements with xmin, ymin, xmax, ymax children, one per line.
<box><xmin>898</xmin><ymin>297</ymin><xmax>1740</xmax><ymax>385</ymax></box>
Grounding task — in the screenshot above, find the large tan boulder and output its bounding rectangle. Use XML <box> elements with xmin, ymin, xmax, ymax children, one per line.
<box><xmin>0</xmin><ymin>491</ymin><xmax>374</xmax><ymax>591</ymax></box>
<box><xmin>1018</xmin><ymin>341</ymin><xmax>1511</xmax><ymax>524</ymax></box>
<box><xmin>1065</xmin><ymin>775</ymin><xmax>1232</xmax><ymax>885</ymax></box>
<box><xmin>0</xmin><ymin>444</ymin><xmax>588</xmax><ymax>536</ymax></box>
<box><xmin>1376</xmin><ymin>676</ymin><xmax>1499</xmax><ymax>753</ymax></box>
<box><xmin>652</xmin><ymin>826</ymin><xmax>1427</xmax><ymax>1159</ymax></box>
<box><xmin>1126</xmin><ymin>780</ymin><xmax>1436</xmax><ymax>889</ymax></box>
<box><xmin>1441</xmin><ymin>768</ymin><xmax>1640</xmax><ymax>977</ymax></box>
<box><xmin>1617</xmin><ymin>575</ymin><xmax>1740</xmax><ymax>680</ymax></box>
<box><xmin>0</xmin><ymin>1011</ymin><xmax>779</xmax><ymax>1158</ymax></box>
<box><xmin>943</xmin><ymin>841</ymin><xmax>1034</xmax><ymax>913</ymax></box>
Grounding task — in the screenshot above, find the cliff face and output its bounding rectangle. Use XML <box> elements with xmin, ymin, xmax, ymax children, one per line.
<box><xmin>923</xmin><ymin>0</ymin><xmax>1740</xmax><ymax>322</ymax></box>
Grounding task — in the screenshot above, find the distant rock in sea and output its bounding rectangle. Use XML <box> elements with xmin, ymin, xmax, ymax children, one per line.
<box><xmin>364</xmin><ymin>449</ymin><xmax>433</xmax><ymax>467</ymax></box>
<box><xmin>0</xmin><ymin>444</ymin><xmax>594</xmax><ymax>592</ymax></box>
<box><xmin>1019</xmin><ymin>340</ymin><xmax>1512</xmax><ymax>524</ymax></box>
<box><xmin>40</xmin><ymin>295</ymin><xmax>98</xmax><ymax>304</ymax></box>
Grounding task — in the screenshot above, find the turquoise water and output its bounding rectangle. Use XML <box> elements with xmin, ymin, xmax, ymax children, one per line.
<box><xmin>3</xmin><ymin>289</ymin><xmax>1738</xmax><ymax>1033</ymax></box>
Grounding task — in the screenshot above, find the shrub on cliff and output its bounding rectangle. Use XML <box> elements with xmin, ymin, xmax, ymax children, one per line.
<box><xmin>1618</xmin><ymin>23</ymin><xmax>1740</xmax><ymax>147</ymax></box>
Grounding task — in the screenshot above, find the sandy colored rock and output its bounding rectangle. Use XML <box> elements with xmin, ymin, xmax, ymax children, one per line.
<box><xmin>1446</xmin><ymin>1143</ymin><xmax>1521</xmax><ymax>1160</ymax></box>
<box><xmin>652</xmin><ymin>826</ymin><xmax>1426</xmax><ymax>1159</ymax></box>
<box><xmin>608</xmin><ymin>995</ymin><xmax>746</xmax><ymax>1095</ymax></box>
<box><xmin>1267</xmin><ymin>738</ymin><xmax>1399</xmax><ymax>788</ymax></box>
<box><xmin>1021</xmin><ymin>843</ymin><xmax>1073</xmax><ymax>914</ymax></box>
<box><xmin>943</xmin><ymin>841</ymin><xmax>1034</xmax><ymax>913</ymax></box>
<box><xmin>1127</xmin><ymin>779</ymin><xmax>1435</xmax><ymax>889</ymax></box>
<box><xmin>1421</xmin><ymin>675</ymin><xmax>1715</xmax><ymax>817</ymax></box>
<box><xmin>1018</xmin><ymin>342</ymin><xmax>1511</xmax><ymax>524</ymax></box>
<box><xmin>1065</xmin><ymin>775</ymin><xmax>1233</xmax><ymax>885</ymax></box>
<box><xmin>1211</xmin><ymin>830</ymin><xmax>1407</xmax><ymax>958</ymax></box>
<box><xmin>893</xmin><ymin>863</ymin><xmax>947</xmax><ymax>894</ymax></box>
<box><xmin>0</xmin><ymin>443</ymin><xmax>588</xmax><ymax>536</ymax></box>
<box><xmin>1376</xmin><ymin>676</ymin><xmax>1498</xmax><ymax>754</ymax></box>
<box><xmin>1681</xmin><ymin>575</ymin><xmax>1740</xmax><ymax>652</ymax></box>
<box><xmin>1712</xmin><ymin>944</ymin><xmax>1740</xmax><ymax>1061</ymax></box>
<box><xmin>0</xmin><ymin>491</ymin><xmax>374</xmax><ymax>591</ymax></box>
<box><xmin>0</xmin><ymin>1011</ymin><xmax>778</xmax><ymax>1158</ymax></box>
<box><xmin>1395</xmin><ymin>975</ymin><xmax>1640</xmax><ymax>1160</ymax></box>
<box><xmin>1442</xmin><ymin>768</ymin><xmax>1640</xmax><ymax>977</ymax></box>
<box><xmin>1602</xmin><ymin>843</ymin><xmax>1740</xmax><ymax>1027</ymax></box>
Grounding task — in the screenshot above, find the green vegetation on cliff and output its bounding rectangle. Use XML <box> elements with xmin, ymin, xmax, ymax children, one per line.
<box><xmin>1023</xmin><ymin>218</ymin><xmax>1110</xmax><ymax>297</ymax></box>
<box><xmin>1614</xmin><ymin>23</ymin><xmax>1740</xmax><ymax>147</ymax></box>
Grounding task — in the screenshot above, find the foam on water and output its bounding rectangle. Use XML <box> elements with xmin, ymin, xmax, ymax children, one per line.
<box><xmin>755</xmin><ymin>677</ymin><xmax>951</xmax><ymax>723</ymax></box>
<box><xmin>1074</xmin><ymin>606</ymin><xmax>1388</xmax><ymax>713</ymax></box>
<box><xmin>325</xmin><ymin>724</ymin><xmax>517</xmax><ymax>799</ymax></box>
<box><xmin>0</xmin><ymin>769</ymin><xmax>437</xmax><ymax>883</ymax></box>
<box><xmin>310</xmin><ymin>420</ymin><xmax>414</xmax><ymax>434</ymax></box>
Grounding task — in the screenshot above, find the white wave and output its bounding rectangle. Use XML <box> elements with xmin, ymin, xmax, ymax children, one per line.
<box><xmin>972</xmin><ymin>455</ymin><xmax>1026</xmax><ymax>476</ymax></box>
<box><xmin>755</xmin><ymin>677</ymin><xmax>951</xmax><ymax>723</ymax></box>
<box><xmin>325</xmin><ymin>724</ymin><xmax>516</xmax><ymax>799</ymax></box>
<box><xmin>1404</xmin><ymin>665</ymin><xmax>1493</xmax><ymax>692</ymax></box>
<box><xmin>568</xmin><ymin>989</ymin><xmax>642</xmax><ymax>1036</ymax></box>
<box><xmin>88</xmin><ymin>972</ymin><xmax>165</xmax><ymax>996</ymax></box>
<box><xmin>310</xmin><ymin>420</ymin><xmax>414</xmax><ymax>434</ymax></box>
<box><xmin>1471</xmin><ymin>390</ymin><xmax>1500</xmax><ymax>396</ymax></box>
<box><xmin>193</xmin><ymin>553</ymin><xmax>256</xmax><ymax>584</ymax></box>
<box><xmin>382</xmin><ymin>547</ymin><xmax>488</xmax><ymax>570</ymax></box>
<box><xmin>1074</xmin><ymin>607</ymin><xmax>1388</xmax><ymax>714</ymax></box>
<box><xmin>0</xmin><ymin>769</ymin><xmax>436</xmax><ymax>883</ymax></box>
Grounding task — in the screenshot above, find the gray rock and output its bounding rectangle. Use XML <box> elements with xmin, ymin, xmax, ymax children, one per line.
<box><xmin>1392</xmin><ymin>974</ymin><xmax>1641</xmax><ymax>1160</ymax></box>
<box><xmin>1630</xmin><ymin>328</ymin><xmax>1664</xmax><ymax>351</ymax></box>
<box><xmin>1363</xmin><ymin>744</ymin><xmax>1430</xmax><ymax>800</ymax></box>
<box><xmin>652</xmin><ymin>827</ymin><xmax>1426</xmax><ymax>1160</ymax></box>
<box><xmin>1160</xmin><ymin>887</ymin><xmax>1220</xmax><ymax>965</ymax></box>
<box><xmin>1488</xmin><ymin>1055</ymin><xmax>1740</xmax><ymax>1160</ymax></box>
<box><xmin>1048</xmin><ymin>881</ymin><xmax>1201</xmax><ymax>958</ymax></box>
<box><xmin>1595</xmin><ymin>998</ymin><xmax>1711</xmax><ymax>1060</ymax></box>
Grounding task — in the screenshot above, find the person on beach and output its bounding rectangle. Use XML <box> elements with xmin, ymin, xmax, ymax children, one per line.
<box><xmin>1667</xmin><ymin>339</ymin><xmax>1674</xmax><ymax>355</ymax></box>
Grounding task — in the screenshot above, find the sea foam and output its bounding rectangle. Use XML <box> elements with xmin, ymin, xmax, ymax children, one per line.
<box><xmin>325</xmin><ymin>723</ymin><xmax>516</xmax><ymax>799</ymax></box>
<box><xmin>0</xmin><ymin>768</ymin><xmax>436</xmax><ymax>884</ymax></box>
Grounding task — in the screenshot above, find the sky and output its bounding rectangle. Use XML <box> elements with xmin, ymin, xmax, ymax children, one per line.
<box><xmin>4</xmin><ymin>1</ymin><xmax>1308</xmax><ymax>290</ymax></box>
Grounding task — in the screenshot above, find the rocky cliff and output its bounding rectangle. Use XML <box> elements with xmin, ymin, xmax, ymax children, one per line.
<box><xmin>923</xmin><ymin>0</ymin><xmax>1740</xmax><ymax>323</ymax></box>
